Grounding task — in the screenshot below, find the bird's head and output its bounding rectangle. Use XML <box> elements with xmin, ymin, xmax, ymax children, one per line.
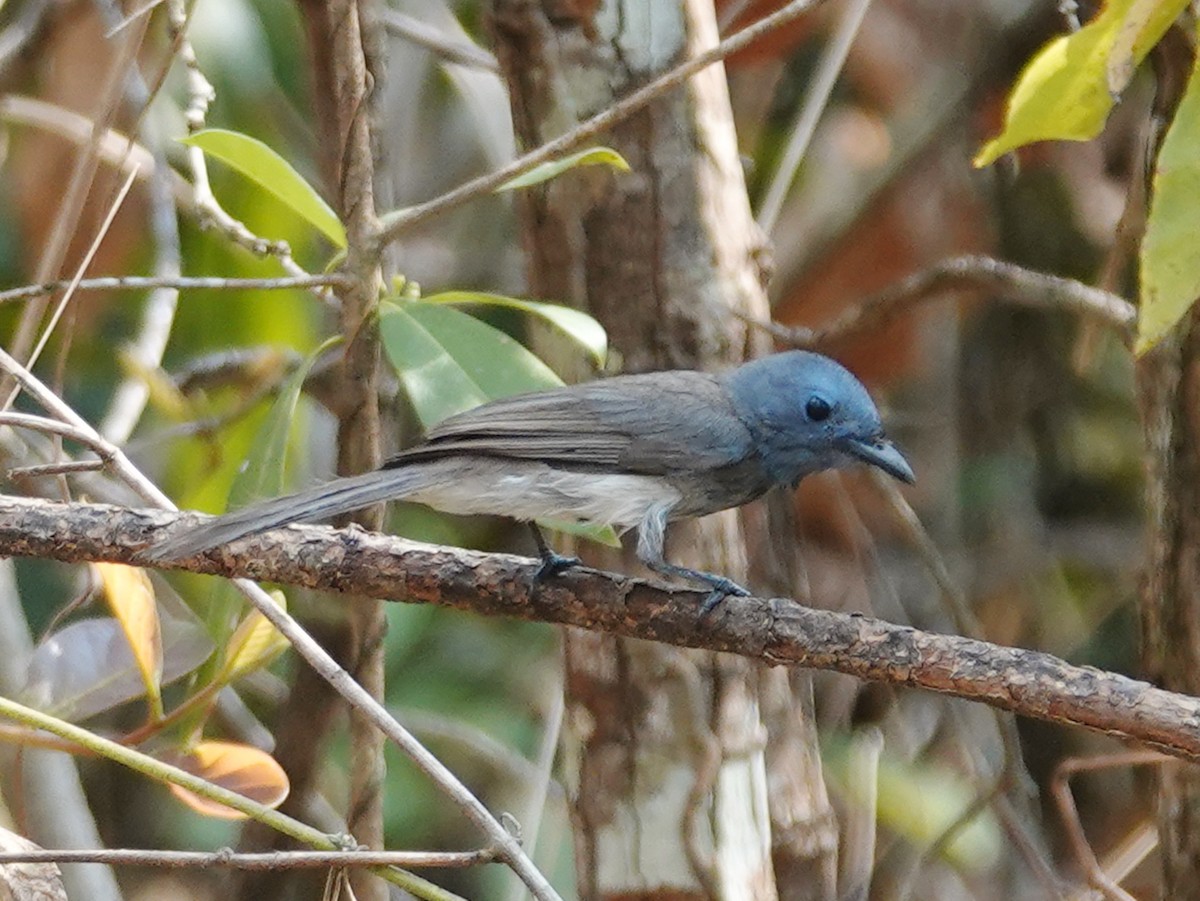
<box><xmin>723</xmin><ymin>351</ymin><xmax>914</xmax><ymax>488</ymax></box>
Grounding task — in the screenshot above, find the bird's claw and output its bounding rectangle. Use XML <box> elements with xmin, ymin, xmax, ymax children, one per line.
<box><xmin>699</xmin><ymin>577</ymin><xmax>750</xmax><ymax>616</ymax></box>
<box><xmin>534</xmin><ymin>551</ymin><xmax>581</xmax><ymax>583</ymax></box>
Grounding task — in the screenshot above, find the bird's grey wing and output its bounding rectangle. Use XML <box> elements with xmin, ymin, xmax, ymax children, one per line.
<box><xmin>387</xmin><ymin>370</ymin><xmax>758</xmax><ymax>476</ymax></box>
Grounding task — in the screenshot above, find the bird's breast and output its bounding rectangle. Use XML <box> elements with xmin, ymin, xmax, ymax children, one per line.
<box><xmin>403</xmin><ymin>458</ymin><xmax>684</xmax><ymax>531</ymax></box>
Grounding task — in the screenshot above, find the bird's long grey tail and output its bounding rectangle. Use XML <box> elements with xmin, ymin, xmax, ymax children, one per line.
<box><xmin>147</xmin><ymin>468</ymin><xmax>424</xmax><ymax>562</ymax></box>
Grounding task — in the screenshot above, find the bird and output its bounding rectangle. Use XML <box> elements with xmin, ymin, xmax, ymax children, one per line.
<box><xmin>147</xmin><ymin>350</ymin><xmax>914</xmax><ymax>611</ymax></box>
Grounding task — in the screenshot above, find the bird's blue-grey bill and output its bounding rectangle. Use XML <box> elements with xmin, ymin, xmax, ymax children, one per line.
<box><xmin>844</xmin><ymin>437</ymin><xmax>915</xmax><ymax>484</ymax></box>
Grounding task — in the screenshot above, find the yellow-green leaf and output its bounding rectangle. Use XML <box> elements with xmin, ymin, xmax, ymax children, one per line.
<box><xmin>181</xmin><ymin>128</ymin><xmax>346</xmax><ymax>248</ymax></box>
<box><xmin>218</xmin><ymin>591</ymin><xmax>289</xmax><ymax>685</ymax></box>
<box><xmin>94</xmin><ymin>563</ymin><xmax>163</xmax><ymax>721</ymax></box>
<box><xmin>1138</xmin><ymin>38</ymin><xmax>1200</xmax><ymax>352</ymax></box>
<box><xmin>975</xmin><ymin>0</ymin><xmax>1188</xmax><ymax>167</ymax></box>
<box><xmin>1108</xmin><ymin>0</ymin><xmax>1164</xmax><ymax>95</ymax></box>
<box><xmin>497</xmin><ymin>146</ymin><xmax>630</xmax><ymax>191</ymax></box>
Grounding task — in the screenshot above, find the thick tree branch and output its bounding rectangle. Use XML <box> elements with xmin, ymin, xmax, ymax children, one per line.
<box><xmin>4</xmin><ymin>494</ymin><xmax>1199</xmax><ymax>764</ymax></box>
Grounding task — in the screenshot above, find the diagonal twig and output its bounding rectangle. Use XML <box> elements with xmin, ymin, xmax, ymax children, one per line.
<box><xmin>376</xmin><ymin>0</ymin><xmax>828</xmax><ymax>247</ymax></box>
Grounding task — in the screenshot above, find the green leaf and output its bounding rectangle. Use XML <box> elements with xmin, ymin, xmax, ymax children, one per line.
<box><xmin>497</xmin><ymin>146</ymin><xmax>630</xmax><ymax>191</ymax></box>
<box><xmin>974</xmin><ymin>0</ymin><xmax>1188</xmax><ymax>167</ymax></box>
<box><xmin>227</xmin><ymin>338</ymin><xmax>338</xmax><ymax>509</ymax></box>
<box><xmin>422</xmin><ymin>291</ymin><xmax>608</xmax><ymax>366</ymax></box>
<box><xmin>1138</xmin><ymin>40</ymin><xmax>1200</xmax><ymax>353</ymax></box>
<box><xmin>181</xmin><ymin>128</ymin><xmax>346</xmax><ymax>248</ymax></box>
<box><xmin>379</xmin><ymin>302</ymin><xmax>619</xmax><ymax>546</ymax></box>
<box><xmin>380</xmin><ymin>302</ymin><xmax>562</xmax><ymax>427</ymax></box>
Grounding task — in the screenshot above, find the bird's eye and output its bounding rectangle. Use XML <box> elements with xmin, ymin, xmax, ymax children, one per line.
<box><xmin>805</xmin><ymin>396</ymin><xmax>832</xmax><ymax>422</ymax></box>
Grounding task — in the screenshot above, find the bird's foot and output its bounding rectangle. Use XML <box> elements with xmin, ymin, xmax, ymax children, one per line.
<box><xmin>698</xmin><ymin>575</ymin><xmax>751</xmax><ymax>616</ymax></box>
<box><xmin>534</xmin><ymin>550</ymin><xmax>582</xmax><ymax>583</ymax></box>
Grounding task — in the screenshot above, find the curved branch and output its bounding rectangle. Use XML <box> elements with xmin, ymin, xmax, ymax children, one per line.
<box><xmin>2</xmin><ymin>494</ymin><xmax>1198</xmax><ymax>763</ymax></box>
<box><xmin>751</xmin><ymin>255</ymin><xmax>1138</xmax><ymax>348</ymax></box>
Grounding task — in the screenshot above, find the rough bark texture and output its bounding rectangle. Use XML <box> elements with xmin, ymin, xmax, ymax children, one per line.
<box><xmin>2</xmin><ymin>495</ymin><xmax>1200</xmax><ymax>761</ymax></box>
<box><xmin>1137</xmin><ymin>32</ymin><xmax>1200</xmax><ymax>901</ymax></box>
<box><xmin>1138</xmin><ymin>313</ymin><xmax>1200</xmax><ymax>900</ymax></box>
<box><xmin>329</xmin><ymin>1</ymin><xmax>386</xmax><ymax>898</ymax></box>
<box><xmin>488</xmin><ymin>2</ymin><xmax>828</xmax><ymax>898</ymax></box>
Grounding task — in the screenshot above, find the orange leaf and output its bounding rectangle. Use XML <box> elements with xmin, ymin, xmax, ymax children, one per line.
<box><xmin>166</xmin><ymin>740</ymin><xmax>289</xmax><ymax>820</ymax></box>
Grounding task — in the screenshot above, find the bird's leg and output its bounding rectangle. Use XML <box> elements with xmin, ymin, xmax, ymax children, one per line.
<box><xmin>529</xmin><ymin>523</ymin><xmax>581</xmax><ymax>582</ymax></box>
<box><xmin>636</xmin><ymin>508</ymin><xmax>750</xmax><ymax>615</ymax></box>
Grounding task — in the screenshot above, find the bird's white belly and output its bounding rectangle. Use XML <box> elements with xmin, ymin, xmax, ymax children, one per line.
<box><xmin>405</xmin><ymin>462</ymin><xmax>682</xmax><ymax>531</ymax></box>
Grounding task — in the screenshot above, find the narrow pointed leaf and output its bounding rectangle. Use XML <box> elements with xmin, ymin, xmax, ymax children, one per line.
<box><xmin>181</xmin><ymin>128</ymin><xmax>346</xmax><ymax>248</ymax></box>
<box><xmin>1138</xmin><ymin>42</ymin><xmax>1200</xmax><ymax>352</ymax></box>
<box><xmin>219</xmin><ymin>591</ymin><xmax>289</xmax><ymax>685</ymax></box>
<box><xmin>497</xmin><ymin>146</ymin><xmax>630</xmax><ymax>191</ymax></box>
<box><xmin>227</xmin><ymin>338</ymin><xmax>337</xmax><ymax>508</ymax></box>
<box><xmin>423</xmin><ymin>291</ymin><xmax>608</xmax><ymax>366</ymax></box>
<box><xmin>94</xmin><ymin>563</ymin><xmax>163</xmax><ymax>720</ymax></box>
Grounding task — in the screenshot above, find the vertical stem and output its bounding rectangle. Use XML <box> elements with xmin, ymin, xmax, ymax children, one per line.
<box><xmin>329</xmin><ymin>0</ymin><xmax>386</xmax><ymax>899</ymax></box>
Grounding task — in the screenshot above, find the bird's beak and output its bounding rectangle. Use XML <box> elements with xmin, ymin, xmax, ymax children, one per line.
<box><xmin>843</xmin><ymin>436</ymin><xmax>915</xmax><ymax>484</ymax></box>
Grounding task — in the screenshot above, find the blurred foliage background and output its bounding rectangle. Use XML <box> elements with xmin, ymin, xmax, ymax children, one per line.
<box><xmin>0</xmin><ymin>0</ymin><xmax>1174</xmax><ymax>899</ymax></box>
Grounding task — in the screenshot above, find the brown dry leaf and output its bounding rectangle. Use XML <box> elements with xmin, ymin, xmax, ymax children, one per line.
<box><xmin>167</xmin><ymin>740</ymin><xmax>290</xmax><ymax>820</ymax></box>
<box><xmin>0</xmin><ymin>827</ymin><xmax>66</xmax><ymax>901</ymax></box>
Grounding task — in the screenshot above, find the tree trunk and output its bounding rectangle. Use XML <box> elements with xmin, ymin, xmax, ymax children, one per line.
<box><xmin>490</xmin><ymin>2</ymin><xmax>838</xmax><ymax>898</ymax></box>
<box><xmin>1138</xmin><ymin>315</ymin><xmax>1200</xmax><ymax>901</ymax></box>
<box><xmin>1138</xmin><ymin>32</ymin><xmax>1200</xmax><ymax>901</ymax></box>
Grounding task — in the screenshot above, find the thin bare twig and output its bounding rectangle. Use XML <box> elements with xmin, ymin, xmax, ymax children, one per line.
<box><xmin>0</xmin><ymin>274</ymin><xmax>351</xmax><ymax>305</ymax></box>
<box><xmin>376</xmin><ymin>0</ymin><xmax>828</xmax><ymax>247</ymax></box>
<box><xmin>0</xmin><ymin>349</ymin><xmax>557</xmax><ymax>901</ymax></box>
<box><xmin>8</xmin><ymin>460</ymin><xmax>106</xmax><ymax>478</ymax></box>
<box><xmin>0</xmin><ymin>350</ymin><xmax>166</xmax><ymax>506</ymax></box>
<box><xmin>381</xmin><ymin>10</ymin><xmax>498</xmax><ymax>71</ymax></box>
<box><xmin>1075</xmin><ymin>821</ymin><xmax>1157</xmax><ymax>901</ymax></box>
<box><xmin>0</xmin><ymin>96</ymin><xmax>333</xmax><ymax>303</ymax></box>
<box><xmin>0</xmin><ymin>412</ymin><xmax>116</xmax><ymax>464</ymax></box>
<box><xmin>757</xmin><ymin>0</ymin><xmax>873</xmax><ymax>234</ymax></box>
<box><xmin>872</xmin><ymin>469</ymin><xmax>1059</xmax><ymax>895</ymax></box>
<box><xmin>13</xmin><ymin>167</ymin><xmax>141</xmax><ymax>415</ymax></box>
<box><xmin>1051</xmin><ymin>751</ymin><xmax>1168</xmax><ymax>901</ymax></box>
<box><xmin>87</xmin><ymin>0</ymin><xmax>185</xmax><ymax>446</ymax></box>
<box><xmin>0</xmin><ymin>847</ymin><xmax>497</xmax><ymax>870</ymax></box>
<box><xmin>7</xmin><ymin>17</ymin><xmax>148</xmax><ymax>373</ymax></box>
<box><xmin>748</xmin><ymin>255</ymin><xmax>1137</xmax><ymax>347</ymax></box>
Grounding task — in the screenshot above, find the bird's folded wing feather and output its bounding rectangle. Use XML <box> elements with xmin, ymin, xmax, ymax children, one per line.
<box><xmin>386</xmin><ymin>370</ymin><xmax>757</xmax><ymax>476</ymax></box>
